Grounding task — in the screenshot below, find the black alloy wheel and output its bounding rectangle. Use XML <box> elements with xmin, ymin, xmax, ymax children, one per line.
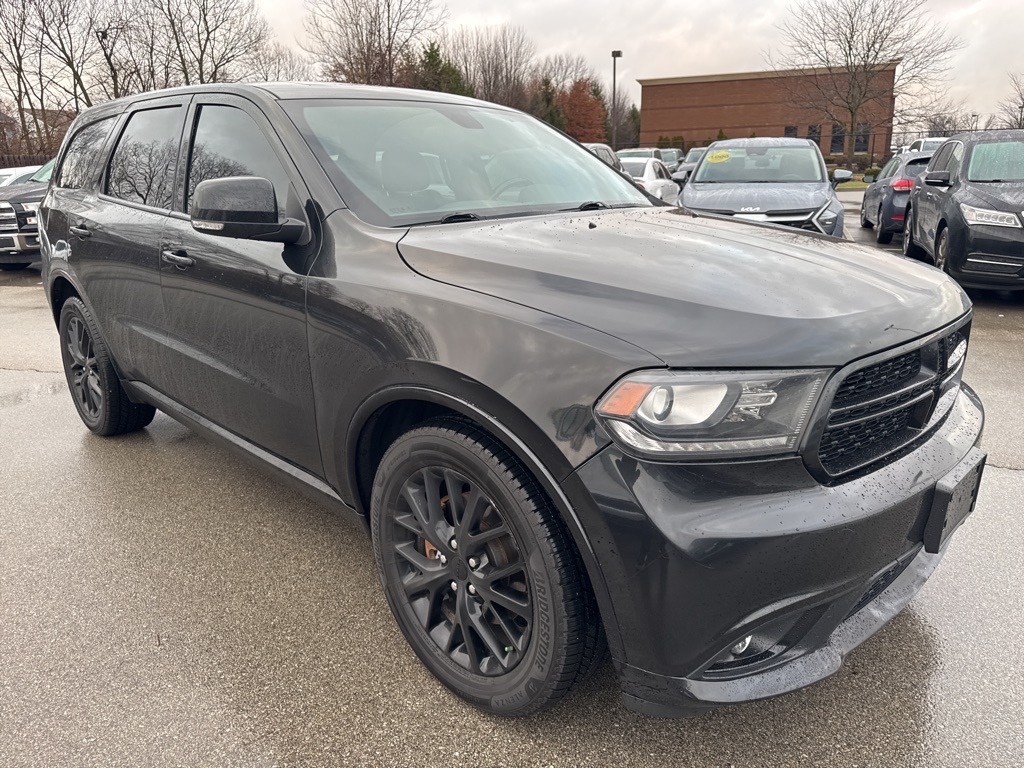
<box><xmin>876</xmin><ymin>206</ymin><xmax>893</xmax><ymax>244</ymax></box>
<box><xmin>371</xmin><ymin>418</ymin><xmax>604</xmax><ymax>716</ymax></box>
<box><xmin>58</xmin><ymin>297</ymin><xmax>156</xmax><ymax>435</ymax></box>
<box><xmin>935</xmin><ymin>228</ymin><xmax>950</xmax><ymax>272</ymax></box>
<box><xmin>902</xmin><ymin>208</ymin><xmax>924</xmax><ymax>259</ymax></box>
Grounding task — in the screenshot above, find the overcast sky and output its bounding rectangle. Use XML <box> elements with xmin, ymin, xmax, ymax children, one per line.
<box><xmin>258</xmin><ymin>0</ymin><xmax>1017</xmax><ymax>118</ymax></box>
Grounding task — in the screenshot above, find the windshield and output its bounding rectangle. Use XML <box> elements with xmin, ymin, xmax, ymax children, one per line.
<box><xmin>621</xmin><ymin>159</ymin><xmax>647</xmax><ymax>177</ymax></box>
<box><xmin>684</xmin><ymin>148</ymin><xmax>706</xmax><ymax>163</ymax></box>
<box><xmin>617</xmin><ymin>149</ymin><xmax>652</xmax><ymax>158</ymax></box>
<box><xmin>922</xmin><ymin>139</ymin><xmax>945</xmax><ymax>151</ymax></box>
<box><xmin>285</xmin><ymin>100</ymin><xmax>650</xmax><ymax>226</ymax></box>
<box><xmin>967</xmin><ymin>141</ymin><xmax>1024</xmax><ymax>182</ymax></box>
<box><xmin>30</xmin><ymin>158</ymin><xmax>55</xmax><ymax>183</ymax></box>
<box><xmin>693</xmin><ymin>146</ymin><xmax>824</xmax><ymax>183</ymax></box>
<box><xmin>905</xmin><ymin>159</ymin><xmax>930</xmax><ymax>177</ymax></box>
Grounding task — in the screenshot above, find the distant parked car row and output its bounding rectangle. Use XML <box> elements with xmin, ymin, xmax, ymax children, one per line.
<box><xmin>0</xmin><ymin>159</ymin><xmax>53</xmax><ymax>270</ymax></box>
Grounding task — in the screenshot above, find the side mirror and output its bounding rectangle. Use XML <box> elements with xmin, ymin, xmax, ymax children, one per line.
<box><xmin>671</xmin><ymin>172</ymin><xmax>689</xmax><ymax>185</ymax></box>
<box><xmin>924</xmin><ymin>171</ymin><xmax>951</xmax><ymax>187</ymax></box>
<box><xmin>862</xmin><ymin>175</ymin><xmax>876</xmax><ymax>184</ymax></box>
<box><xmin>191</xmin><ymin>176</ymin><xmax>304</xmax><ymax>243</ymax></box>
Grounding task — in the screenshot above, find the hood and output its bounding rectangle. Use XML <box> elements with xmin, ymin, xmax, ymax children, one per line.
<box><xmin>0</xmin><ymin>181</ymin><xmax>47</xmax><ymax>204</ymax></box>
<box><xmin>681</xmin><ymin>182</ymin><xmax>831</xmax><ymax>215</ymax></box>
<box><xmin>396</xmin><ymin>207</ymin><xmax>970</xmax><ymax>368</ymax></box>
<box><xmin>962</xmin><ymin>181</ymin><xmax>1024</xmax><ymax>212</ymax></box>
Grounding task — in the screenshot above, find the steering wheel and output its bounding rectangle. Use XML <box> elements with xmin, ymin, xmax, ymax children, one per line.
<box><xmin>491</xmin><ymin>177</ymin><xmax>531</xmax><ymax>200</ymax></box>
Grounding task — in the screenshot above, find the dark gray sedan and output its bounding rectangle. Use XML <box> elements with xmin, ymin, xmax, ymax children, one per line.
<box><xmin>859</xmin><ymin>151</ymin><xmax>932</xmax><ymax>244</ymax></box>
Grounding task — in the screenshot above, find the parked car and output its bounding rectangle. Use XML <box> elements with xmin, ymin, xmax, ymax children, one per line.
<box><xmin>671</xmin><ymin>146</ymin><xmax>707</xmax><ymax>185</ymax></box>
<box><xmin>616</xmin><ymin>147</ymin><xmax>666</xmax><ymax>164</ymax></box>
<box><xmin>619</xmin><ymin>157</ymin><xmax>679</xmax><ymax>200</ymax></box>
<box><xmin>0</xmin><ymin>158</ymin><xmax>53</xmax><ymax>270</ymax></box>
<box><xmin>582</xmin><ymin>142</ymin><xmax>625</xmax><ymax>172</ymax></box>
<box><xmin>859</xmin><ymin>151</ymin><xmax>933</xmax><ymax>244</ymax></box>
<box><xmin>904</xmin><ymin>130</ymin><xmax>1024</xmax><ymax>289</ymax></box>
<box><xmin>42</xmin><ymin>83</ymin><xmax>984</xmax><ymax>720</ymax></box>
<box><xmin>0</xmin><ymin>165</ymin><xmax>42</xmax><ymax>186</ymax></box>
<box><xmin>904</xmin><ymin>137</ymin><xmax>947</xmax><ymax>154</ymax></box>
<box><xmin>659</xmin><ymin>148</ymin><xmax>683</xmax><ymax>172</ymax></box>
<box><xmin>679</xmin><ymin>137</ymin><xmax>851</xmax><ymax>236</ymax></box>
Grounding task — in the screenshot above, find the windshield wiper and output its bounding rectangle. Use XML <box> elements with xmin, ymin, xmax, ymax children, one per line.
<box><xmin>971</xmin><ymin>179</ymin><xmax>1013</xmax><ymax>183</ymax></box>
<box><xmin>573</xmin><ymin>201</ymin><xmax>610</xmax><ymax>211</ymax></box>
<box><xmin>408</xmin><ymin>212</ymin><xmax>484</xmax><ymax>226</ymax></box>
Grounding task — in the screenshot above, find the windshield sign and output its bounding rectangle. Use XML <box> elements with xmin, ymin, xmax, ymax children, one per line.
<box><xmin>693</xmin><ymin>146</ymin><xmax>823</xmax><ymax>183</ymax></box>
<box><xmin>967</xmin><ymin>141</ymin><xmax>1024</xmax><ymax>182</ymax></box>
<box><xmin>286</xmin><ymin>100</ymin><xmax>650</xmax><ymax>227</ymax></box>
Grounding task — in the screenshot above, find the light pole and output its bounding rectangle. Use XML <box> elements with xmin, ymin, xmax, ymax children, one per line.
<box><xmin>611</xmin><ymin>50</ymin><xmax>622</xmax><ymax>149</ymax></box>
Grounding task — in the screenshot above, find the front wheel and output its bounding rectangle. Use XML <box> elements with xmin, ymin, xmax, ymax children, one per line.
<box><xmin>59</xmin><ymin>297</ymin><xmax>156</xmax><ymax>435</ymax></box>
<box><xmin>370</xmin><ymin>418</ymin><xmax>603</xmax><ymax>716</ymax></box>
<box><xmin>935</xmin><ymin>228</ymin><xmax>951</xmax><ymax>273</ymax></box>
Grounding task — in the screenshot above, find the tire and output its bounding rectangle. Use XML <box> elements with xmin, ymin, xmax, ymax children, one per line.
<box><xmin>860</xmin><ymin>201</ymin><xmax>873</xmax><ymax>228</ymax></box>
<box><xmin>58</xmin><ymin>297</ymin><xmax>156</xmax><ymax>435</ymax></box>
<box><xmin>902</xmin><ymin>207</ymin><xmax>925</xmax><ymax>260</ymax></box>
<box><xmin>370</xmin><ymin>417</ymin><xmax>603</xmax><ymax>716</ymax></box>
<box><xmin>0</xmin><ymin>262</ymin><xmax>31</xmax><ymax>271</ymax></box>
<box><xmin>935</xmin><ymin>227</ymin><xmax>950</xmax><ymax>273</ymax></box>
<box><xmin>876</xmin><ymin>207</ymin><xmax>893</xmax><ymax>244</ymax></box>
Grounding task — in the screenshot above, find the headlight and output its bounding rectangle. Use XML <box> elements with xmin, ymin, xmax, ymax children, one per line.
<box><xmin>814</xmin><ymin>199</ymin><xmax>842</xmax><ymax>234</ymax></box>
<box><xmin>959</xmin><ymin>203</ymin><xmax>1021</xmax><ymax>228</ymax></box>
<box><xmin>595</xmin><ymin>369</ymin><xmax>829</xmax><ymax>459</ymax></box>
<box><xmin>18</xmin><ymin>201</ymin><xmax>41</xmax><ymax>213</ymax></box>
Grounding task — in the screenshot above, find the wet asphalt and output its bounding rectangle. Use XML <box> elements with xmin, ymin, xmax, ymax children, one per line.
<box><xmin>2</xmin><ymin>207</ymin><xmax>1023</xmax><ymax>766</ymax></box>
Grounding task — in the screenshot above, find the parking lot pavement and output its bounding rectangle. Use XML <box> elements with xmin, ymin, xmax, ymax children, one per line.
<box><xmin>2</xmin><ymin>261</ymin><xmax>1023</xmax><ymax>767</ymax></box>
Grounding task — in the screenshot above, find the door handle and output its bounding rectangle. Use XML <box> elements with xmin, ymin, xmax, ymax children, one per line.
<box><xmin>69</xmin><ymin>225</ymin><xmax>91</xmax><ymax>237</ymax></box>
<box><xmin>161</xmin><ymin>249</ymin><xmax>195</xmax><ymax>268</ymax></box>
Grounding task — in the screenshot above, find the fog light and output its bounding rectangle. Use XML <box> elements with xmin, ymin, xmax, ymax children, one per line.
<box><xmin>731</xmin><ymin>635</ymin><xmax>752</xmax><ymax>655</ymax></box>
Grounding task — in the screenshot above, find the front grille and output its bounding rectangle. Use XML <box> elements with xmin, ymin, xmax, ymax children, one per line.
<box><xmin>964</xmin><ymin>254</ymin><xmax>1023</xmax><ymax>275</ymax></box>
<box><xmin>814</xmin><ymin>324</ymin><xmax>969</xmax><ymax>477</ymax></box>
<box><xmin>0</xmin><ymin>203</ymin><xmax>17</xmax><ymax>233</ymax></box>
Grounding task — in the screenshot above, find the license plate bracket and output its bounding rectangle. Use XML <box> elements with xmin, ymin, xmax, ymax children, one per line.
<box><xmin>923</xmin><ymin>447</ymin><xmax>986</xmax><ymax>553</ymax></box>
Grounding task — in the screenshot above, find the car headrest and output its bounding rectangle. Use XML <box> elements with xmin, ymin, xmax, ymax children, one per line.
<box><xmin>381</xmin><ymin>149</ymin><xmax>430</xmax><ymax>195</ymax></box>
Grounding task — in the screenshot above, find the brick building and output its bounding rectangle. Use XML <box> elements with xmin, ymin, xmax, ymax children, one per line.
<box><xmin>637</xmin><ymin>65</ymin><xmax>897</xmax><ymax>163</ymax></box>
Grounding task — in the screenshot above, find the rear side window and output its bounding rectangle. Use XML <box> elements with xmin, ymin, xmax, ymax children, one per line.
<box><xmin>56</xmin><ymin>118</ymin><xmax>116</xmax><ymax>190</ymax></box>
<box><xmin>106</xmin><ymin>106</ymin><xmax>183</xmax><ymax>210</ymax></box>
<box><xmin>905</xmin><ymin>159</ymin><xmax>930</xmax><ymax>177</ymax></box>
<box><xmin>185</xmin><ymin>105</ymin><xmax>290</xmax><ymax>216</ymax></box>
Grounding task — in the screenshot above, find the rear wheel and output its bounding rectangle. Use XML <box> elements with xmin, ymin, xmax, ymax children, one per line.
<box><xmin>876</xmin><ymin>206</ymin><xmax>893</xmax><ymax>244</ymax></box>
<box><xmin>859</xmin><ymin>201</ymin><xmax>873</xmax><ymax>228</ymax></box>
<box><xmin>902</xmin><ymin>207</ymin><xmax>925</xmax><ymax>260</ymax></box>
<box><xmin>370</xmin><ymin>418</ymin><xmax>603</xmax><ymax>716</ymax></box>
<box><xmin>935</xmin><ymin>227</ymin><xmax>951</xmax><ymax>273</ymax></box>
<box><xmin>58</xmin><ymin>297</ymin><xmax>156</xmax><ymax>435</ymax></box>
<box><xmin>0</xmin><ymin>262</ymin><xmax>31</xmax><ymax>271</ymax></box>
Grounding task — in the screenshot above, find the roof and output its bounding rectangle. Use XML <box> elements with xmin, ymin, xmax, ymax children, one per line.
<box><xmin>706</xmin><ymin>137</ymin><xmax>817</xmax><ymax>148</ymax></box>
<box><xmin>637</xmin><ymin>63</ymin><xmax>899</xmax><ymax>88</ymax></box>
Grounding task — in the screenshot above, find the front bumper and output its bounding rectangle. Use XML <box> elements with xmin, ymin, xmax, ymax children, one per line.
<box><xmin>949</xmin><ymin>223</ymin><xmax>1024</xmax><ymax>289</ymax></box>
<box><xmin>572</xmin><ymin>384</ymin><xmax>984</xmax><ymax>717</ymax></box>
<box><xmin>0</xmin><ymin>231</ymin><xmax>40</xmax><ymax>257</ymax></box>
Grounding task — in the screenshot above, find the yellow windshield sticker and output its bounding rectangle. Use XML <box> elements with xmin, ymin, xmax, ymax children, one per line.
<box><xmin>706</xmin><ymin>150</ymin><xmax>731</xmax><ymax>163</ymax></box>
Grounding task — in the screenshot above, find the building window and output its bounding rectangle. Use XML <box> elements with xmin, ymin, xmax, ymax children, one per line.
<box><xmin>830</xmin><ymin>122</ymin><xmax>846</xmax><ymax>154</ymax></box>
<box><xmin>807</xmin><ymin>124</ymin><xmax>821</xmax><ymax>146</ymax></box>
<box><xmin>783</xmin><ymin>125</ymin><xmax>798</xmax><ymax>138</ymax></box>
<box><xmin>855</xmin><ymin>123</ymin><xmax>870</xmax><ymax>153</ymax></box>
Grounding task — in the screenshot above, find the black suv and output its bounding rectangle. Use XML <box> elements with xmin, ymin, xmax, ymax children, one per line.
<box><xmin>40</xmin><ymin>84</ymin><xmax>985</xmax><ymax>718</ymax></box>
<box><xmin>904</xmin><ymin>130</ymin><xmax>1024</xmax><ymax>288</ymax></box>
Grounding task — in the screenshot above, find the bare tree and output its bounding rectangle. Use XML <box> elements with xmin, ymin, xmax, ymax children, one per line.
<box><xmin>997</xmin><ymin>73</ymin><xmax>1024</xmax><ymax>129</ymax></box>
<box><xmin>156</xmin><ymin>0</ymin><xmax>269</xmax><ymax>85</ymax></box>
<box><xmin>444</xmin><ymin>25</ymin><xmax>535</xmax><ymax>109</ymax></box>
<box><xmin>918</xmin><ymin>98</ymin><xmax>980</xmax><ymax>136</ymax></box>
<box><xmin>304</xmin><ymin>0</ymin><xmax>445</xmax><ymax>86</ymax></box>
<box><xmin>246</xmin><ymin>41</ymin><xmax>317</xmax><ymax>82</ymax></box>
<box><xmin>769</xmin><ymin>0</ymin><xmax>963</xmax><ymax>162</ymax></box>
<box><xmin>535</xmin><ymin>53</ymin><xmax>594</xmax><ymax>92</ymax></box>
